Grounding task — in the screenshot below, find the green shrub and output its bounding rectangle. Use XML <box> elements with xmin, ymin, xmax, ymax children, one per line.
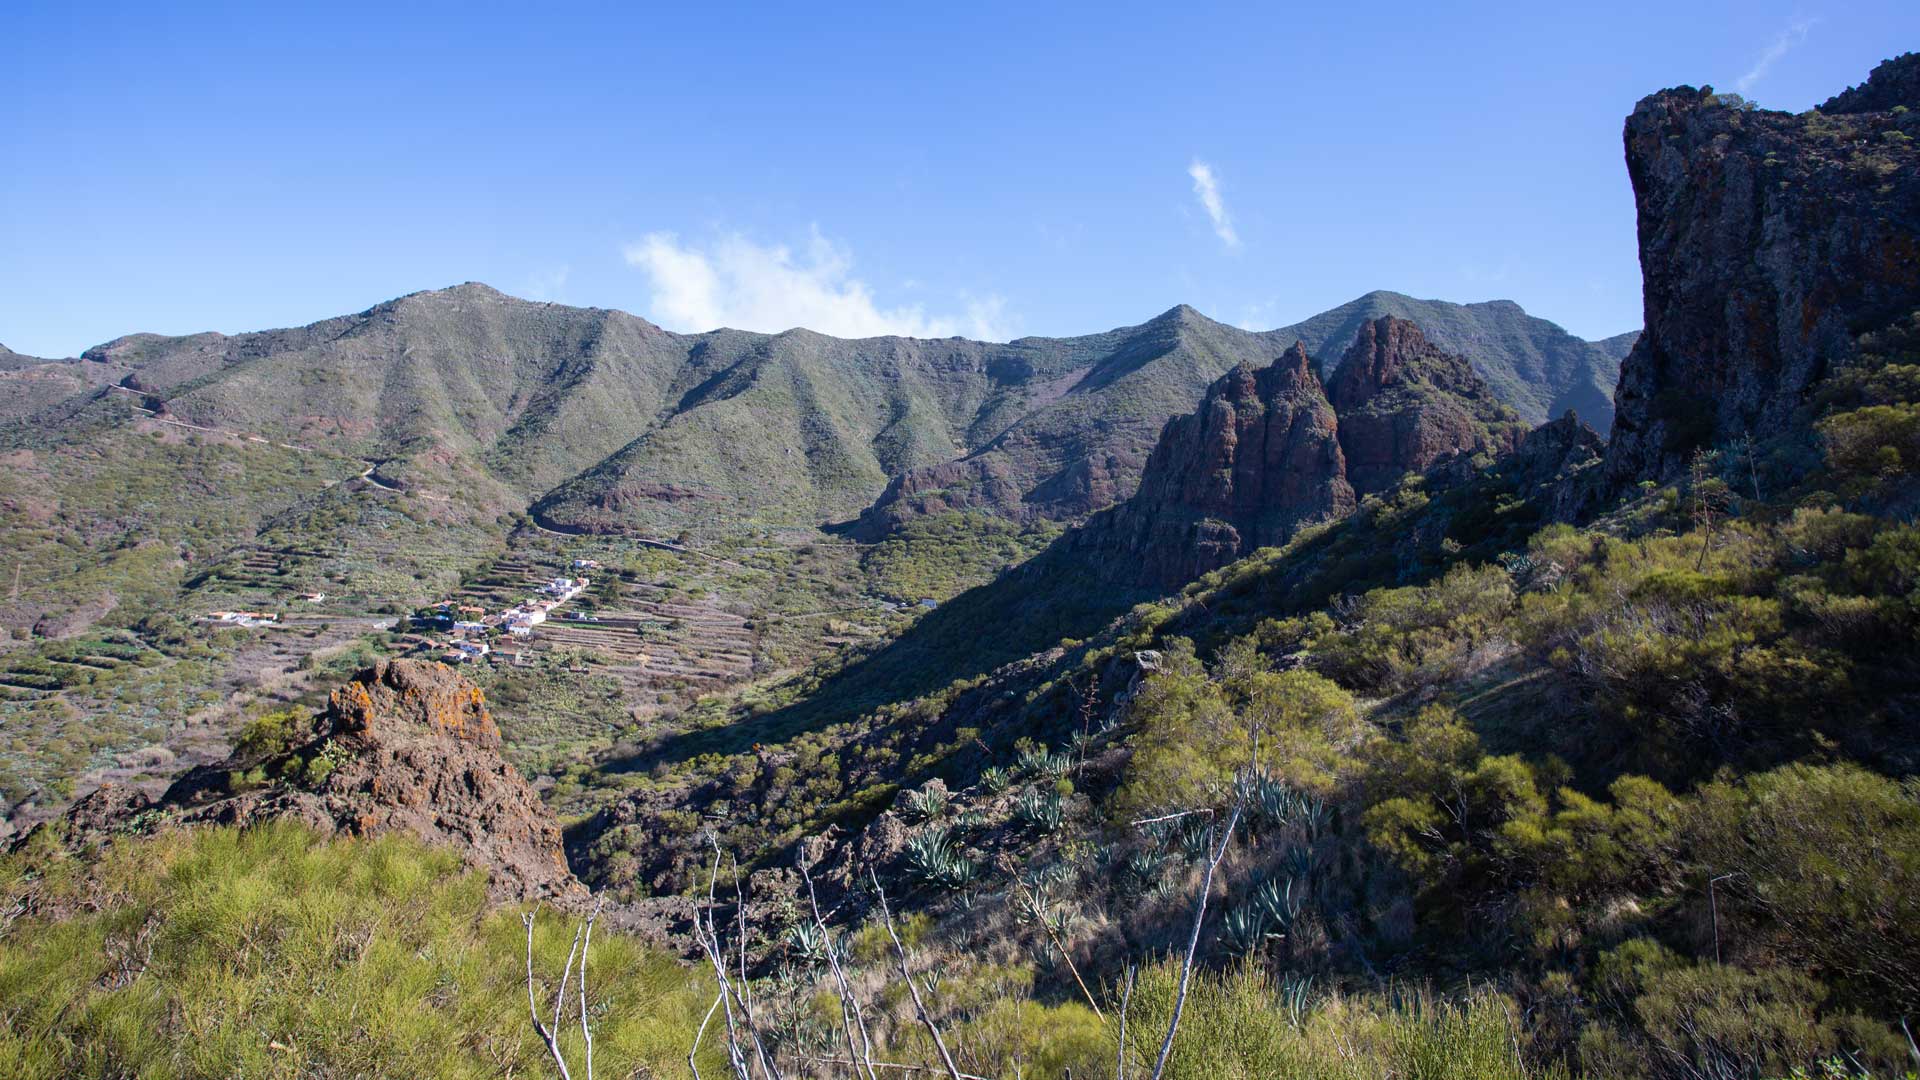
<box><xmin>230</xmin><ymin>707</ymin><xmax>310</xmax><ymax>761</ymax></box>
<box><xmin>0</xmin><ymin>823</ymin><xmax>718</xmax><ymax>1080</ymax></box>
<box><xmin>1819</xmin><ymin>404</ymin><xmax>1920</xmax><ymax>477</ymax></box>
<box><xmin>1686</xmin><ymin>763</ymin><xmax>1920</xmax><ymax>1009</ymax></box>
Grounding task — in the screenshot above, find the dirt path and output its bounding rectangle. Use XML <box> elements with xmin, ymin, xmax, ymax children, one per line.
<box><xmin>526</xmin><ymin>519</ymin><xmax>750</xmax><ymax>570</ymax></box>
<box><xmin>105</xmin><ymin>386</ymin><xmax>425</xmax><ymax>498</ymax></box>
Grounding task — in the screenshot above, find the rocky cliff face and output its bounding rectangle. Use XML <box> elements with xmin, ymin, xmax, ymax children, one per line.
<box><xmin>1070</xmin><ymin>342</ymin><xmax>1354</xmax><ymax>586</ymax></box>
<box><xmin>1821</xmin><ymin>51</ymin><xmax>1920</xmax><ymax>114</ymax></box>
<box><xmin>1067</xmin><ymin>318</ymin><xmax>1531</xmax><ymax>591</ymax></box>
<box><xmin>1326</xmin><ymin>317</ymin><xmax>1527</xmax><ymax>495</ymax></box>
<box><xmin>40</xmin><ymin>660</ymin><xmax>582</xmax><ymax>905</ymax></box>
<box><xmin>1505</xmin><ymin>410</ymin><xmax>1607</xmax><ymax>521</ymax></box>
<box><xmin>1605</xmin><ymin>56</ymin><xmax>1920</xmax><ymax>489</ymax></box>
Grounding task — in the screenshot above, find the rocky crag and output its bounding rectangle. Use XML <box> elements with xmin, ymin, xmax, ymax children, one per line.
<box><xmin>1605</xmin><ymin>53</ymin><xmax>1920</xmax><ymax>489</ymax></box>
<box><xmin>37</xmin><ymin>659</ymin><xmax>582</xmax><ymax>904</ymax></box>
<box><xmin>1326</xmin><ymin>316</ymin><xmax>1528</xmax><ymax>496</ymax></box>
<box><xmin>1073</xmin><ymin>317</ymin><xmax>1524</xmax><ymax>588</ymax></box>
<box><xmin>1069</xmin><ymin>342</ymin><xmax>1353</xmax><ymax>586</ymax></box>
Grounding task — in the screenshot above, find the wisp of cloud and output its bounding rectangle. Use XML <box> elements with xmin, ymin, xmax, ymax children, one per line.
<box><xmin>625</xmin><ymin>228</ymin><xmax>1011</xmax><ymax>341</ymax></box>
<box><xmin>1188</xmin><ymin>160</ymin><xmax>1240</xmax><ymax>248</ymax></box>
<box><xmin>1736</xmin><ymin>18</ymin><xmax>1817</xmax><ymax>94</ymax></box>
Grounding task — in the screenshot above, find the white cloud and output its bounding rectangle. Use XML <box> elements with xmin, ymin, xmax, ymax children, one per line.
<box><xmin>623</xmin><ymin>227</ymin><xmax>1012</xmax><ymax>340</ymax></box>
<box><xmin>1187</xmin><ymin>160</ymin><xmax>1240</xmax><ymax>248</ymax></box>
<box><xmin>1736</xmin><ymin>18</ymin><xmax>1817</xmax><ymax>94</ymax></box>
<box><xmin>524</xmin><ymin>265</ymin><xmax>571</xmax><ymax>302</ymax></box>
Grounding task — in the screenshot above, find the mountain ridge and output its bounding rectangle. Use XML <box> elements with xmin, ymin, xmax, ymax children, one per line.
<box><xmin>8</xmin><ymin>285</ymin><xmax>1626</xmax><ymax>541</ymax></box>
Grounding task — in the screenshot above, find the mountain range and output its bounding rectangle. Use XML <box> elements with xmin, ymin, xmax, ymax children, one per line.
<box><xmin>2</xmin><ymin>288</ymin><xmax>1628</xmax><ymax>542</ymax></box>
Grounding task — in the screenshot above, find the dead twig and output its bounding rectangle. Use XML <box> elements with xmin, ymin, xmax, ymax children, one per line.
<box><xmin>800</xmin><ymin>857</ymin><xmax>879</xmax><ymax>1080</ymax></box>
<box><xmin>522</xmin><ymin>909</ymin><xmax>570</xmax><ymax>1080</ymax></box>
<box><xmin>870</xmin><ymin>867</ymin><xmax>965</xmax><ymax>1080</ymax></box>
<box><xmin>1149</xmin><ymin>801</ymin><xmax>1242</xmax><ymax>1080</ymax></box>
<box><xmin>1128</xmin><ymin>808</ymin><xmax>1215</xmax><ymax>829</ymax></box>
<box><xmin>690</xmin><ymin>990</ymin><xmax>723</xmax><ymax>1080</ymax></box>
<box><xmin>1007</xmin><ymin>870</ymin><xmax>1102</xmax><ymax>1020</ymax></box>
<box><xmin>807</xmin><ymin>1057</ymin><xmax>996</xmax><ymax>1079</ymax></box>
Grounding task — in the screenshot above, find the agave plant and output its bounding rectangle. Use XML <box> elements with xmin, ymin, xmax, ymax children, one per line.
<box><xmin>950</xmin><ymin>809</ymin><xmax>988</xmax><ymax>836</ymax></box>
<box><xmin>1013</xmin><ymin>789</ymin><xmax>1065</xmax><ymax>832</ymax></box>
<box><xmin>1253</xmin><ymin>875</ymin><xmax>1307</xmax><ymax>931</ymax></box>
<box><xmin>1014</xmin><ymin>746</ymin><xmax>1051</xmax><ymax>776</ymax></box>
<box><xmin>1125</xmin><ymin>848</ymin><xmax>1169</xmax><ymax>888</ymax></box>
<box><xmin>1277</xmin><ymin>843</ymin><xmax>1315</xmax><ymax>883</ymax></box>
<box><xmin>978</xmin><ymin>765</ymin><xmax>1011</xmax><ymax>795</ymax></box>
<box><xmin>1222</xmin><ymin>901</ymin><xmax>1272</xmax><ymax>957</ymax></box>
<box><xmin>905</xmin><ymin>827</ymin><xmax>977</xmax><ymax>891</ymax></box>
<box><xmin>782</xmin><ymin>921</ymin><xmax>830</xmax><ymax>969</ymax></box>
<box><xmin>1177</xmin><ymin>814</ymin><xmax>1214</xmax><ymax>860</ymax></box>
<box><xmin>1278</xmin><ymin>974</ymin><xmax>1315</xmax><ymax>1031</ymax></box>
<box><xmin>1040</xmin><ymin>751</ymin><xmax>1074</xmax><ymax>779</ymax></box>
<box><xmin>900</xmin><ymin>784</ymin><xmax>950</xmax><ymax>822</ymax></box>
<box><xmin>1297</xmin><ymin>795</ymin><xmax>1331</xmax><ymax>841</ymax></box>
<box><xmin>904</xmin><ymin>827</ymin><xmax>951</xmax><ymax>876</ymax></box>
<box><xmin>1033</xmin><ymin>908</ymin><xmax>1076</xmax><ymax>963</ymax></box>
<box><xmin>1240</xmin><ymin>771</ymin><xmax>1299</xmax><ymax>833</ymax></box>
<box><xmin>939</xmin><ymin>855</ymin><xmax>978</xmax><ymax>890</ymax></box>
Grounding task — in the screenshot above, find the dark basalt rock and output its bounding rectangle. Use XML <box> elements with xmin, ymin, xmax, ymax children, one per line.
<box><xmin>1065</xmin><ymin>318</ymin><xmax>1529</xmax><ymax>591</ymax></box>
<box><xmin>1605</xmin><ymin>58</ymin><xmax>1920</xmax><ymax>490</ymax></box>
<box><xmin>1071</xmin><ymin>342</ymin><xmax>1355</xmax><ymax>587</ymax></box>
<box><xmin>1820</xmin><ymin>51</ymin><xmax>1920</xmax><ymax>114</ymax></box>
<box><xmin>1506</xmin><ymin>409</ymin><xmax>1607</xmax><ymax>521</ymax></box>
<box><xmin>1325</xmin><ymin>316</ymin><xmax>1526</xmax><ymax>496</ymax></box>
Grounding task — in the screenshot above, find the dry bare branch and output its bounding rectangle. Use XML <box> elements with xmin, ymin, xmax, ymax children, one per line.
<box><xmin>800</xmin><ymin>857</ymin><xmax>879</xmax><ymax>1080</ymax></box>
<box><xmin>1149</xmin><ymin>800</ymin><xmax>1242</xmax><ymax>1080</ymax></box>
<box><xmin>698</xmin><ymin>837</ymin><xmax>784</xmax><ymax>1080</ymax></box>
<box><xmin>870</xmin><ymin>867</ymin><xmax>965</xmax><ymax>1080</ymax></box>
<box><xmin>578</xmin><ymin>901</ymin><xmax>602</xmax><ymax>1080</ymax></box>
<box><xmin>523</xmin><ymin>908</ymin><xmax>574</xmax><ymax>1080</ymax></box>
<box><xmin>1008</xmin><ymin>872</ymin><xmax>1102</xmax><ymax>1019</ymax></box>
<box><xmin>807</xmin><ymin>1057</ymin><xmax>997</xmax><ymax>1079</ymax></box>
<box><xmin>698</xmin><ymin>845</ymin><xmax>755</xmax><ymax>1080</ymax></box>
<box><xmin>690</xmin><ymin>990</ymin><xmax>723</xmax><ymax>1080</ymax></box>
<box><xmin>1128</xmin><ymin>808</ymin><xmax>1215</xmax><ymax>829</ymax></box>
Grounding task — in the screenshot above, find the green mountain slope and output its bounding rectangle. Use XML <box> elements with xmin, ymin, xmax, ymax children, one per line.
<box><xmin>1281</xmin><ymin>290</ymin><xmax>1625</xmax><ymax>432</ymax></box>
<box><xmin>17</xmin><ymin>286</ymin><xmax>1621</xmax><ymax>540</ymax></box>
<box><xmin>857</xmin><ymin>295</ymin><xmax>1623</xmax><ymax>535</ymax></box>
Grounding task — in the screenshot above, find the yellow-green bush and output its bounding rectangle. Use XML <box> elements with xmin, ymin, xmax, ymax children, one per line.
<box><xmin>1117</xmin><ymin>961</ymin><xmax>1540</xmax><ymax>1080</ymax></box>
<box><xmin>0</xmin><ymin>823</ymin><xmax>719</xmax><ymax>1080</ymax></box>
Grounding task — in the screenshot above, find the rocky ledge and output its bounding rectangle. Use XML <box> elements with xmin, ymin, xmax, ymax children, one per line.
<box><xmin>32</xmin><ymin>659</ymin><xmax>584</xmax><ymax>905</ymax></box>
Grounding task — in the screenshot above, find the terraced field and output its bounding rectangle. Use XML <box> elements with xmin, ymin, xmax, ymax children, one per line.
<box><xmin>186</xmin><ymin>486</ymin><xmax>505</xmax><ymax>615</ymax></box>
<box><xmin>0</xmin><ymin>614</ymin><xmax>398</xmax><ymax>822</ymax></box>
<box><xmin>454</xmin><ymin>544</ymin><xmax>759</xmax><ymax>689</ymax></box>
<box><xmin>544</xmin><ymin>588</ymin><xmax>757</xmax><ymax>684</ymax></box>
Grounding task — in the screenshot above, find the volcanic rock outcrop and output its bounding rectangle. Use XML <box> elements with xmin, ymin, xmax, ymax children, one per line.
<box><xmin>1326</xmin><ymin>317</ymin><xmax>1527</xmax><ymax>496</ymax></box>
<box><xmin>38</xmin><ymin>659</ymin><xmax>582</xmax><ymax>904</ymax></box>
<box><xmin>1502</xmin><ymin>410</ymin><xmax>1608</xmax><ymax>521</ymax></box>
<box><xmin>1605</xmin><ymin>55</ymin><xmax>1920</xmax><ymax>489</ymax></box>
<box><xmin>1072</xmin><ymin>342</ymin><xmax>1354</xmax><ymax>586</ymax></box>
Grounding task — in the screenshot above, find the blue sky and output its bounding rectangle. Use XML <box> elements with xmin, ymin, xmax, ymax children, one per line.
<box><xmin>3</xmin><ymin>2</ymin><xmax>1915</xmax><ymax>356</ymax></box>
